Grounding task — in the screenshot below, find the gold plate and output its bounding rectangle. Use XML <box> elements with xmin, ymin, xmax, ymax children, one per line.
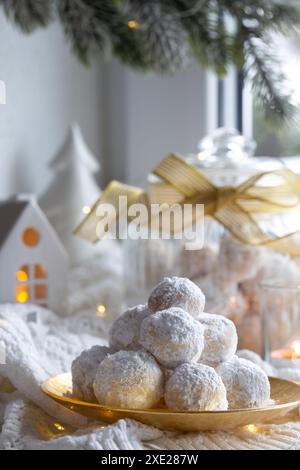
<box><xmin>42</xmin><ymin>373</ymin><xmax>300</xmax><ymax>432</ymax></box>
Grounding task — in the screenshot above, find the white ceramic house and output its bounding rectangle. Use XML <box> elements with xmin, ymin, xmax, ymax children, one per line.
<box><xmin>0</xmin><ymin>194</ymin><xmax>68</xmax><ymax>311</ymax></box>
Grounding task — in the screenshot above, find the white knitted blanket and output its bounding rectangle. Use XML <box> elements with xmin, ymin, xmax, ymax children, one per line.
<box><xmin>0</xmin><ymin>242</ymin><xmax>300</xmax><ymax>450</ymax></box>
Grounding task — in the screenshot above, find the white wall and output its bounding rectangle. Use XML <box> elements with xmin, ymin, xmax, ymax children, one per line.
<box><xmin>0</xmin><ymin>13</ymin><xmax>103</xmax><ymax>199</ymax></box>
<box><xmin>102</xmin><ymin>61</ymin><xmax>210</xmax><ymax>186</ymax></box>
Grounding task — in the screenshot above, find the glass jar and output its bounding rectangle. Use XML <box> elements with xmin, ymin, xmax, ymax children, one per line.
<box><xmin>124</xmin><ymin>128</ymin><xmax>300</xmax><ymax>355</ymax></box>
<box><xmin>260</xmin><ymin>280</ymin><xmax>300</xmax><ymax>370</ymax></box>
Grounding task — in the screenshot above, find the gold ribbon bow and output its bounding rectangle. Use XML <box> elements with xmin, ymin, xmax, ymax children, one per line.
<box><xmin>75</xmin><ymin>153</ymin><xmax>300</xmax><ymax>255</ymax></box>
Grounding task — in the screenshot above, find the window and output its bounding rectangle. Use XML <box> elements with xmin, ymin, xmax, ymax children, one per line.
<box><xmin>209</xmin><ymin>35</ymin><xmax>300</xmax><ymax>160</ymax></box>
<box><xmin>253</xmin><ymin>36</ymin><xmax>300</xmax><ymax>157</ymax></box>
<box><xmin>206</xmin><ymin>69</ymin><xmax>253</xmax><ymax>141</ymax></box>
<box><xmin>22</xmin><ymin>227</ymin><xmax>40</xmax><ymax>247</ymax></box>
<box><xmin>16</xmin><ymin>263</ymin><xmax>47</xmax><ymax>306</ymax></box>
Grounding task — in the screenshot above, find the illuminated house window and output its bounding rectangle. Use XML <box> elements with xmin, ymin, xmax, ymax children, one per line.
<box><xmin>16</xmin><ymin>263</ymin><xmax>47</xmax><ymax>306</ymax></box>
<box><xmin>22</xmin><ymin>227</ymin><xmax>40</xmax><ymax>247</ymax></box>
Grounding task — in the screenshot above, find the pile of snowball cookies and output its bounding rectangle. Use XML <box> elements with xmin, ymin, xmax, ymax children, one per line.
<box><xmin>72</xmin><ymin>277</ymin><xmax>271</xmax><ymax>411</ymax></box>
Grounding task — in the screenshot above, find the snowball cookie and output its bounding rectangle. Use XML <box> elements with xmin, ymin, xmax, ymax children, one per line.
<box><xmin>109</xmin><ymin>304</ymin><xmax>151</xmax><ymax>350</ymax></box>
<box><xmin>197</xmin><ymin>313</ymin><xmax>238</xmax><ymax>366</ymax></box>
<box><xmin>217</xmin><ymin>357</ymin><xmax>270</xmax><ymax>409</ymax></box>
<box><xmin>93</xmin><ymin>350</ymin><xmax>164</xmax><ymax>409</ymax></box>
<box><xmin>140</xmin><ymin>308</ymin><xmax>205</xmax><ymax>369</ymax></box>
<box><xmin>165</xmin><ymin>363</ymin><xmax>228</xmax><ymax>411</ymax></box>
<box><xmin>148</xmin><ymin>276</ymin><xmax>205</xmax><ymax>318</ymax></box>
<box><xmin>162</xmin><ymin>368</ymin><xmax>174</xmax><ymax>382</ymax></box>
<box><xmin>237</xmin><ymin>349</ymin><xmax>273</xmax><ymax>376</ymax></box>
<box><xmin>72</xmin><ymin>345</ymin><xmax>114</xmax><ymax>401</ymax></box>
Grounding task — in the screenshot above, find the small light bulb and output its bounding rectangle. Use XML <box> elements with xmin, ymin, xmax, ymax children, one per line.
<box><xmin>53</xmin><ymin>423</ymin><xmax>65</xmax><ymax>431</ymax></box>
<box><xmin>97</xmin><ymin>304</ymin><xmax>106</xmax><ymax>317</ymax></box>
<box><xmin>128</xmin><ymin>19</ymin><xmax>138</xmax><ymax>29</ymax></box>
<box><xmin>246</xmin><ymin>424</ymin><xmax>259</xmax><ymax>433</ymax></box>
<box><xmin>82</xmin><ymin>206</ymin><xmax>91</xmax><ymax>215</ymax></box>
<box><xmin>197</xmin><ymin>152</ymin><xmax>206</xmax><ymax>161</ymax></box>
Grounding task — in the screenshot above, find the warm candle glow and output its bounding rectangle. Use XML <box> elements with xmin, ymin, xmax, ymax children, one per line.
<box><xmin>16</xmin><ymin>270</ymin><xmax>28</xmax><ymax>282</ymax></box>
<box><xmin>272</xmin><ymin>339</ymin><xmax>300</xmax><ymax>361</ymax></box>
<box><xmin>291</xmin><ymin>340</ymin><xmax>300</xmax><ymax>358</ymax></box>
<box><xmin>16</xmin><ymin>291</ymin><xmax>28</xmax><ymax>303</ymax></box>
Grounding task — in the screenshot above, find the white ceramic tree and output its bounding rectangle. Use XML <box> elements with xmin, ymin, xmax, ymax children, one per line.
<box><xmin>39</xmin><ymin>123</ymin><xmax>101</xmax><ymax>264</ymax></box>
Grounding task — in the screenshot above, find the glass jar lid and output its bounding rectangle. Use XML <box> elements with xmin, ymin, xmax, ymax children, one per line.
<box><xmin>186</xmin><ymin>128</ymin><xmax>283</xmax><ymax>185</ymax></box>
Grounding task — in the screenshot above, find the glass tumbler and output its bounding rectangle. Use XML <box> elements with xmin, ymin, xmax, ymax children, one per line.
<box><xmin>260</xmin><ymin>280</ymin><xmax>300</xmax><ymax>369</ymax></box>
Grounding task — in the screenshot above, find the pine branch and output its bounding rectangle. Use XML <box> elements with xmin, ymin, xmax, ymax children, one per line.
<box><xmin>219</xmin><ymin>0</ymin><xmax>300</xmax><ymax>34</ymax></box>
<box><xmin>215</xmin><ymin>3</ymin><xmax>229</xmax><ymax>76</ymax></box>
<box><xmin>58</xmin><ymin>0</ymin><xmax>110</xmax><ymax>65</ymax></box>
<box><xmin>174</xmin><ymin>0</ymin><xmax>231</xmax><ymax>76</ymax></box>
<box><xmin>59</xmin><ymin>0</ymin><xmax>147</xmax><ymax>69</ymax></box>
<box><xmin>218</xmin><ymin>0</ymin><xmax>300</xmax><ymax>123</ymax></box>
<box><xmin>244</xmin><ymin>35</ymin><xmax>298</xmax><ymax>125</ymax></box>
<box><xmin>91</xmin><ymin>0</ymin><xmax>147</xmax><ymax>70</ymax></box>
<box><xmin>0</xmin><ymin>0</ymin><xmax>53</xmax><ymax>33</ymax></box>
<box><xmin>264</xmin><ymin>1</ymin><xmax>300</xmax><ymax>32</ymax></box>
<box><xmin>125</xmin><ymin>0</ymin><xmax>191</xmax><ymax>74</ymax></box>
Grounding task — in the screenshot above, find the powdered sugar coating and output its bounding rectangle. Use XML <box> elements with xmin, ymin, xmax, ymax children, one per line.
<box><xmin>165</xmin><ymin>363</ymin><xmax>228</xmax><ymax>411</ymax></box>
<box><xmin>139</xmin><ymin>308</ymin><xmax>205</xmax><ymax>369</ymax></box>
<box><xmin>236</xmin><ymin>349</ymin><xmax>273</xmax><ymax>376</ymax></box>
<box><xmin>148</xmin><ymin>276</ymin><xmax>205</xmax><ymax>318</ymax></box>
<box><xmin>71</xmin><ymin>345</ymin><xmax>114</xmax><ymax>401</ymax></box>
<box><xmin>93</xmin><ymin>350</ymin><xmax>164</xmax><ymax>409</ymax></box>
<box><xmin>198</xmin><ymin>313</ymin><xmax>238</xmax><ymax>366</ymax></box>
<box><xmin>162</xmin><ymin>368</ymin><xmax>174</xmax><ymax>381</ymax></box>
<box><xmin>217</xmin><ymin>357</ymin><xmax>270</xmax><ymax>409</ymax></box>
<box><xmin>109</xmin><ymin>304</ymin><xmax>151</xmax><ymax>350</ymax></box>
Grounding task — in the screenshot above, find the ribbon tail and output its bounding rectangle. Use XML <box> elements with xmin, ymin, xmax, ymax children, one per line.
<box><xmin>237</xmin><ymin>168</ymin><xmax>300</xmax><ymax>210</ymax></box>
<box><xmin>214</xmin><ymin>202</ymin><xmax>271</xmax><ymax>246</ymax></box>
<box><xmin>263</xmin><ymin>232</ymin><xmax>300</xmax><ymax>257</ymax></box>
<box><xmin>214</xmin><ymin>201</ymin><xmax>300</xmax><ymax>256</ymax></box>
